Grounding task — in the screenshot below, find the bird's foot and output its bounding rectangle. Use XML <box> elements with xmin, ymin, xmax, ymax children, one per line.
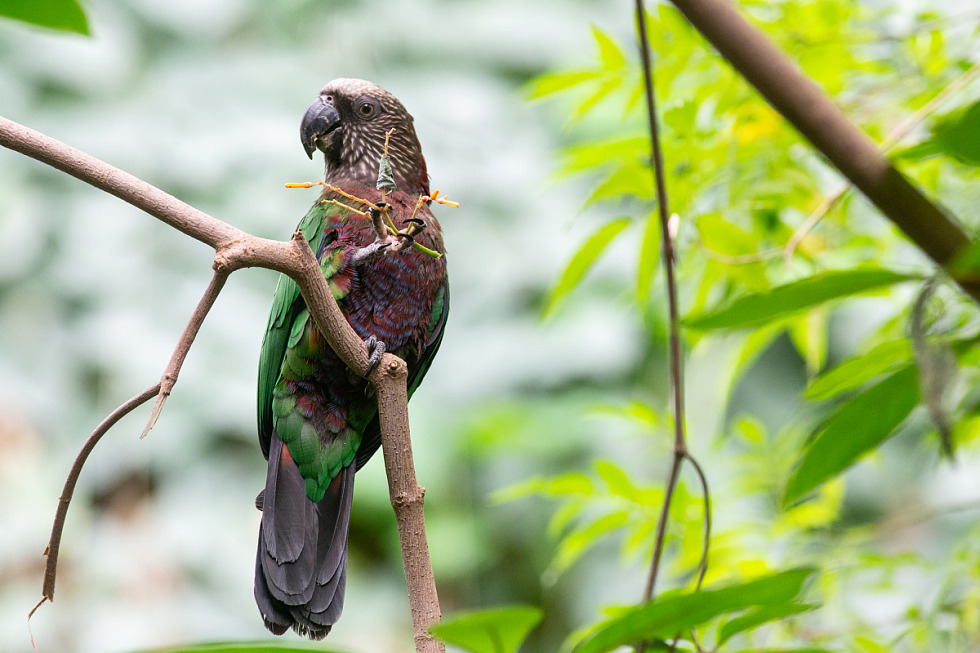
<box><xmin>399</xmin><ymin>216</ymin><xmax>426</xmax><ymax>240</ymax></box>
<box><xmin>365</xmin><ymin>335</ymin><xmax>386</xmax><ymax>377</ymax></box>
<box><xmin>368</xmin><ymin>203</ymin><xmax>390</xmax><ymax>241</ymax></box>
<box><xmin>353</xmin><ymin>240</ymin><xmax>391</xmax><ymax>266</ymax></box>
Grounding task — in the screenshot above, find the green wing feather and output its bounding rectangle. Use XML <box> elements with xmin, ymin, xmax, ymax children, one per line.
<box><xmin>257</xmin><ymin>201</ymin><xmax>332</xmax><ymax>457</ymax></box>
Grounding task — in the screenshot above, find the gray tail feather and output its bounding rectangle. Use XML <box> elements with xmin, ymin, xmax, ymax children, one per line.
<box><xmin>254</xmin><ymin>436</ymin><xmax>355</xmax><ymax>639</ymax></box>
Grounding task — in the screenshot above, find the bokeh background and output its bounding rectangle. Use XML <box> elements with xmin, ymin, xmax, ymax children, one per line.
<box><xmin>2</xmin><ymin>1</ymin><xmax>980</xmax><ymax>652</ymax></box>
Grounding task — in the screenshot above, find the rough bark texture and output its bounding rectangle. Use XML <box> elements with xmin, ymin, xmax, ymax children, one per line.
<box><xmin>375</xmin><ymin>357</ymin><xmax>443</xmax><ymax>653</ymax></box>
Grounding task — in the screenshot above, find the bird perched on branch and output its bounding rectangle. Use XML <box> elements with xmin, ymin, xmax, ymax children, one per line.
<box><xmin>254</xmin><ymin>78</ymin><xmax>449</xmax><ymax>639</ymax></box>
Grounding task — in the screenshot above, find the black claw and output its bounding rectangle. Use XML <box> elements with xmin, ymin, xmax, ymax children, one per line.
<box><xmin>397</xmin><ymin>232</ymin><xmax>415</xmax><ymax>243</ymax></box>
<box><xmin>365</xmin><ymin>335</ymin><xmax>386</xmax><ymax>376</ymax></box>
<box><xmin>402</xmin><ymin>217</ymin><xmax>425</xmax><ymax>226</ymax></box>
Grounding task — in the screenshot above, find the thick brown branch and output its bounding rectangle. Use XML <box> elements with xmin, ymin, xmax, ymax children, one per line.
<box><xmin>667</xmin><ymin>0</ymin><xmax>980</xmax><ymax>302</ymax></box>
<box><xmin>0</xmin><ymin>116</ymin><xmax>241</xmax><ymax>249</ymax></box>
<box><xmin>374</xmin><ymin>356</ymin><xmax>444</xmax><ymax>653</ymax></box>
<box><xmin>0</xmin><ymin>114</ymin><xmax>442</xmax><ymax>652</ymax></box>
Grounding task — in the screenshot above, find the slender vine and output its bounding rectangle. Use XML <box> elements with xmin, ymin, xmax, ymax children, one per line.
<box><xmin>633</xmin><ymin>4</ymin><xmax>712</xmax><ymax>653</ymax></box>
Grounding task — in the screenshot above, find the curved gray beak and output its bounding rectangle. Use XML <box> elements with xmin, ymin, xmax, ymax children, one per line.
<box><xmin>300</xmin><ymin>97</ymin><xmax>341</xmax><ymax>159</ymax></box>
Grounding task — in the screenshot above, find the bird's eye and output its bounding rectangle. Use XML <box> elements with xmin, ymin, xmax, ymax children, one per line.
<box><xmin>324</xmin><ymin>95</ymin><xmax>334</xmax><ymax>103</ymax></box>
<box><xmin>357</xmin><ymin>99</ymin><xmax>377</xmax><ymax>118</ymax></box>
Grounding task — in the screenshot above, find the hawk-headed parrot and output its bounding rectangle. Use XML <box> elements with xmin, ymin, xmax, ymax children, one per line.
<box><xmin>254</xmin><ymin>78</ymin><xmax>449</xmax><ymax>639</ymax></box>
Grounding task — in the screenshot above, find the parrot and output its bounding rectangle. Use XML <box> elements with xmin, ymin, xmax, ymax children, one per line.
<box><xmin>253</xmin><ymin>78</ymin><xmax>449</xmax><ymax>639</ymax></box>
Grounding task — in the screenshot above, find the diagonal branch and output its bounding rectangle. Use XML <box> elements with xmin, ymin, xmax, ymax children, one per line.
<box><xmin>141</xmin><ymin>271</ymin><xmax>229</xmax><ymax>439</ymax></box>
<box><xmin>667</xmin><ymin>0</ymin><xmax>980</xmax><ymax>302</ymax></box>
<box><xmin>782</xmin><ymin>61</ymin><xmax>980</xmax><ymax>265</ymax></box>
<box><xmin>0</xmin><ymin>114</ymin><xmax>444</xmax><ymax>653</ymax></box>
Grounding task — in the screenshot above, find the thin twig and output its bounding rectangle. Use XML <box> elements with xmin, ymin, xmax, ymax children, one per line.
<box><xmin>30</xmin><ymin>384</ymin><xmax>161</xmax><ymax>612</ymax></box>
<box><xmin>700</xmin><ymin>239</ymin><xmax>781</xmax><ymax>265</ymax></box>
<box><xmin>633</xmin><ymin>2</ymin><xmax>702</xmax><ymax>652</ymax></box>
<box><xmin>782</xmin><ymin>61</ymin><xmax>980</xmax><ymax>265</ymax></box>
<box><xmin>684</xmin><ymin>452</ymin><xmax>711</xmax><ymax>590</ymax></box>
<box><xmin>141</xmin><ymin>271</ymin><xmax>228</xmax><ymax>438</ymax></box>
<box><xmin>634</xmin><ymin>6</ymin><xmax>716</xmax><ymax>653</ymax></box>
<box><xmin>635</xmin><ymin>0</ymin><xmax>687</xmax><ymax>599</ymax></box>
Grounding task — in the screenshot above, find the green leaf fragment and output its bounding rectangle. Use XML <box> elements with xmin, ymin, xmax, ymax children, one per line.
<box><xmin>543</xmin><ymin>217</ymin><xmax>632</xmax><ymax>317</ymax></box>
<box><xmin>430</xmin><ymin>605</ymin><xmax>543</xmax><ymax>653</ymax></box>
<box><xmin>899</xmin><ymin>99</ymin><xmax>980</xmax><ymax>166</ymax></box>
<box><xmin>140</xmin><ymin>641</ymin><xmax>350</xmax><ymax>653</ymax></box>
<box><xmin>553</xmin><ymin>510</ymin><xmax>630</xmax><ymax>572</ymax></box>
<box><xmin>572</xmin><ymin>567</ymin><xmax>816</xmax><ymax>653</ymax></box>
<box><xmin>684</xmin><ymin>269</ymin><xmax>917</xmax><ymax>330</ymax></box>
<box><xmin>526</xmin><ymin>70</ymin><xmax>601</xmax><ymax>99</ymax></box>
<box><xmin>591</xmin><ymin>26</ymin><xmax>627</xmax><ymax>70</ymax></box>
<box><xmin>785</xmin><ymin>365</ymin><xmax>920</xmax><ymax>505</ymax></box>
<box><xmin>717</xmin><ymin>602</ymin><xmax>817</xmax><ymax>645</ymax></box>
<box><xmin>805</xmin><ymin>339</ymin><xmax>913</xmax><ymax>400</ymax></box>
<box><xmin>637</xmin><ymin>212</ymin><xmax>661</xmax><ymax>305</ymax></box>
<box><xmin>0</xmin><ymin>0</ymin><xmax>89</xmax><ymax>34</ymax></box>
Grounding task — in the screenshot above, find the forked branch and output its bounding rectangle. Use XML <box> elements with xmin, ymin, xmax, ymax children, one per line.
<box><xmin>633</xmin><ymin>4</ymin><xmax>712</xmax><ymax>653</ymax></box>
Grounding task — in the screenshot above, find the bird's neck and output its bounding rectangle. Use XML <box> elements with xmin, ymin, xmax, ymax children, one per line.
<box><xmin>323</xmin><ymin>153</ymin><xmax>429</xmax><ymax>197</ymax></box>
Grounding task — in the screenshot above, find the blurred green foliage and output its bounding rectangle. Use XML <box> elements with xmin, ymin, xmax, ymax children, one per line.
<box><xmin>501</xmin><ymin>1</ymin><xmax>980</xmax><ymax>651</ymax></box>
<box><xmin>430</xmin><ymin>606</ymin><xmax>543</xmax><ymax>653</ymax></box>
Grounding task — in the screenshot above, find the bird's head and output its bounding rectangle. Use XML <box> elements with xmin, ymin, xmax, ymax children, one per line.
<box><xmin>300</xmin><ymin>78</ymin><xmax>429</xmax><ymax>195</ymax></box>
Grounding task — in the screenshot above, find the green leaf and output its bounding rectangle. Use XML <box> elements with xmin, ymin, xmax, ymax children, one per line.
<box><xmin>684</xmin><ymin>269</ymin><xmax>916</xmax><ymax>330</ymax></box>
<box><xmin>572</xmin><ymin>568</ymin><xmax>816</xmax><ymax>653</ymax></box>
<box><xmin>571</xmin><ymin>76</ymin><xmax>624</xmax><ymax>122</ymax></box>
<box><xmin>637</xmin><ymin>212</ymin><xmax>661</xmax><ymax>305</ymax></box>
<box><xmin>586</xmin><ymin>160</ymin><xmax>655</xmax><ymax>205</ymax></box>
<box><xmin>554</xmin><ymin>510</ymin><xmax>630</xmax><ymax>572</ymax></box>
<box><xmin>729</xmin><ymin>649</ymin><xmax>831</xmax><ymax>653</ymax></box>
<box><xmin>560</xmin><ymin>136</ymin><xmax>647</xmax><ymax>177</ymax></box>
<box><xmin>526</xmin><ymin>70</ymin><xmax>601</xmax><ymax>99</ymax></box>
<box><xmin>785</xmin><ymin>365</ymin><xmax>920</xmax><ymax>505</ymax></box>
<box><xmin>595</xmin><ymin>460</ymin><xmax>639</xmax><ymax>499</ymax></box>
<box><xmin>900</xmin><ymin>99</ymin><xmax>980</xmax><ymax>166</ymax></box>
<box><xmin>591</xmin><ymin>26</ymin><xmax>627</xmax><ymax>70</ymax></box>
<box><xmin>0</xmin><ymin>0</ymin><xmax>89</xmax><ymax>34</ymax></box>
<box><xmin>543</xmin><ymin>217</ymin><xmax>632</xmax><ymax>317</ymax></box>
<box><xmin>589</xmin><ymin>399</ymin><xmax>659</xmax><ymax>429</ymax></box>
<box><xmin>493</xmin><ymin>471</ymin><xmax>594</xmax><ymax>503</ymax></box>
<box><xmin>430</xmin><ymin>605</ymin><xmax>543</xmax><ymax>653</ymax></box>
<box><xmin>141</xmin><ymin>643</ymin><xmax>347</xmax><ymax>653</ymax></box>
<box><xmin>717</xmin><ymin>603</ymin><xmax>817</xmax><ymax>645</ymax></box>
<box><xmin>805</xmin><ymin>339</ymin><xmax>914</xmax><ymax>400</ymax></box>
